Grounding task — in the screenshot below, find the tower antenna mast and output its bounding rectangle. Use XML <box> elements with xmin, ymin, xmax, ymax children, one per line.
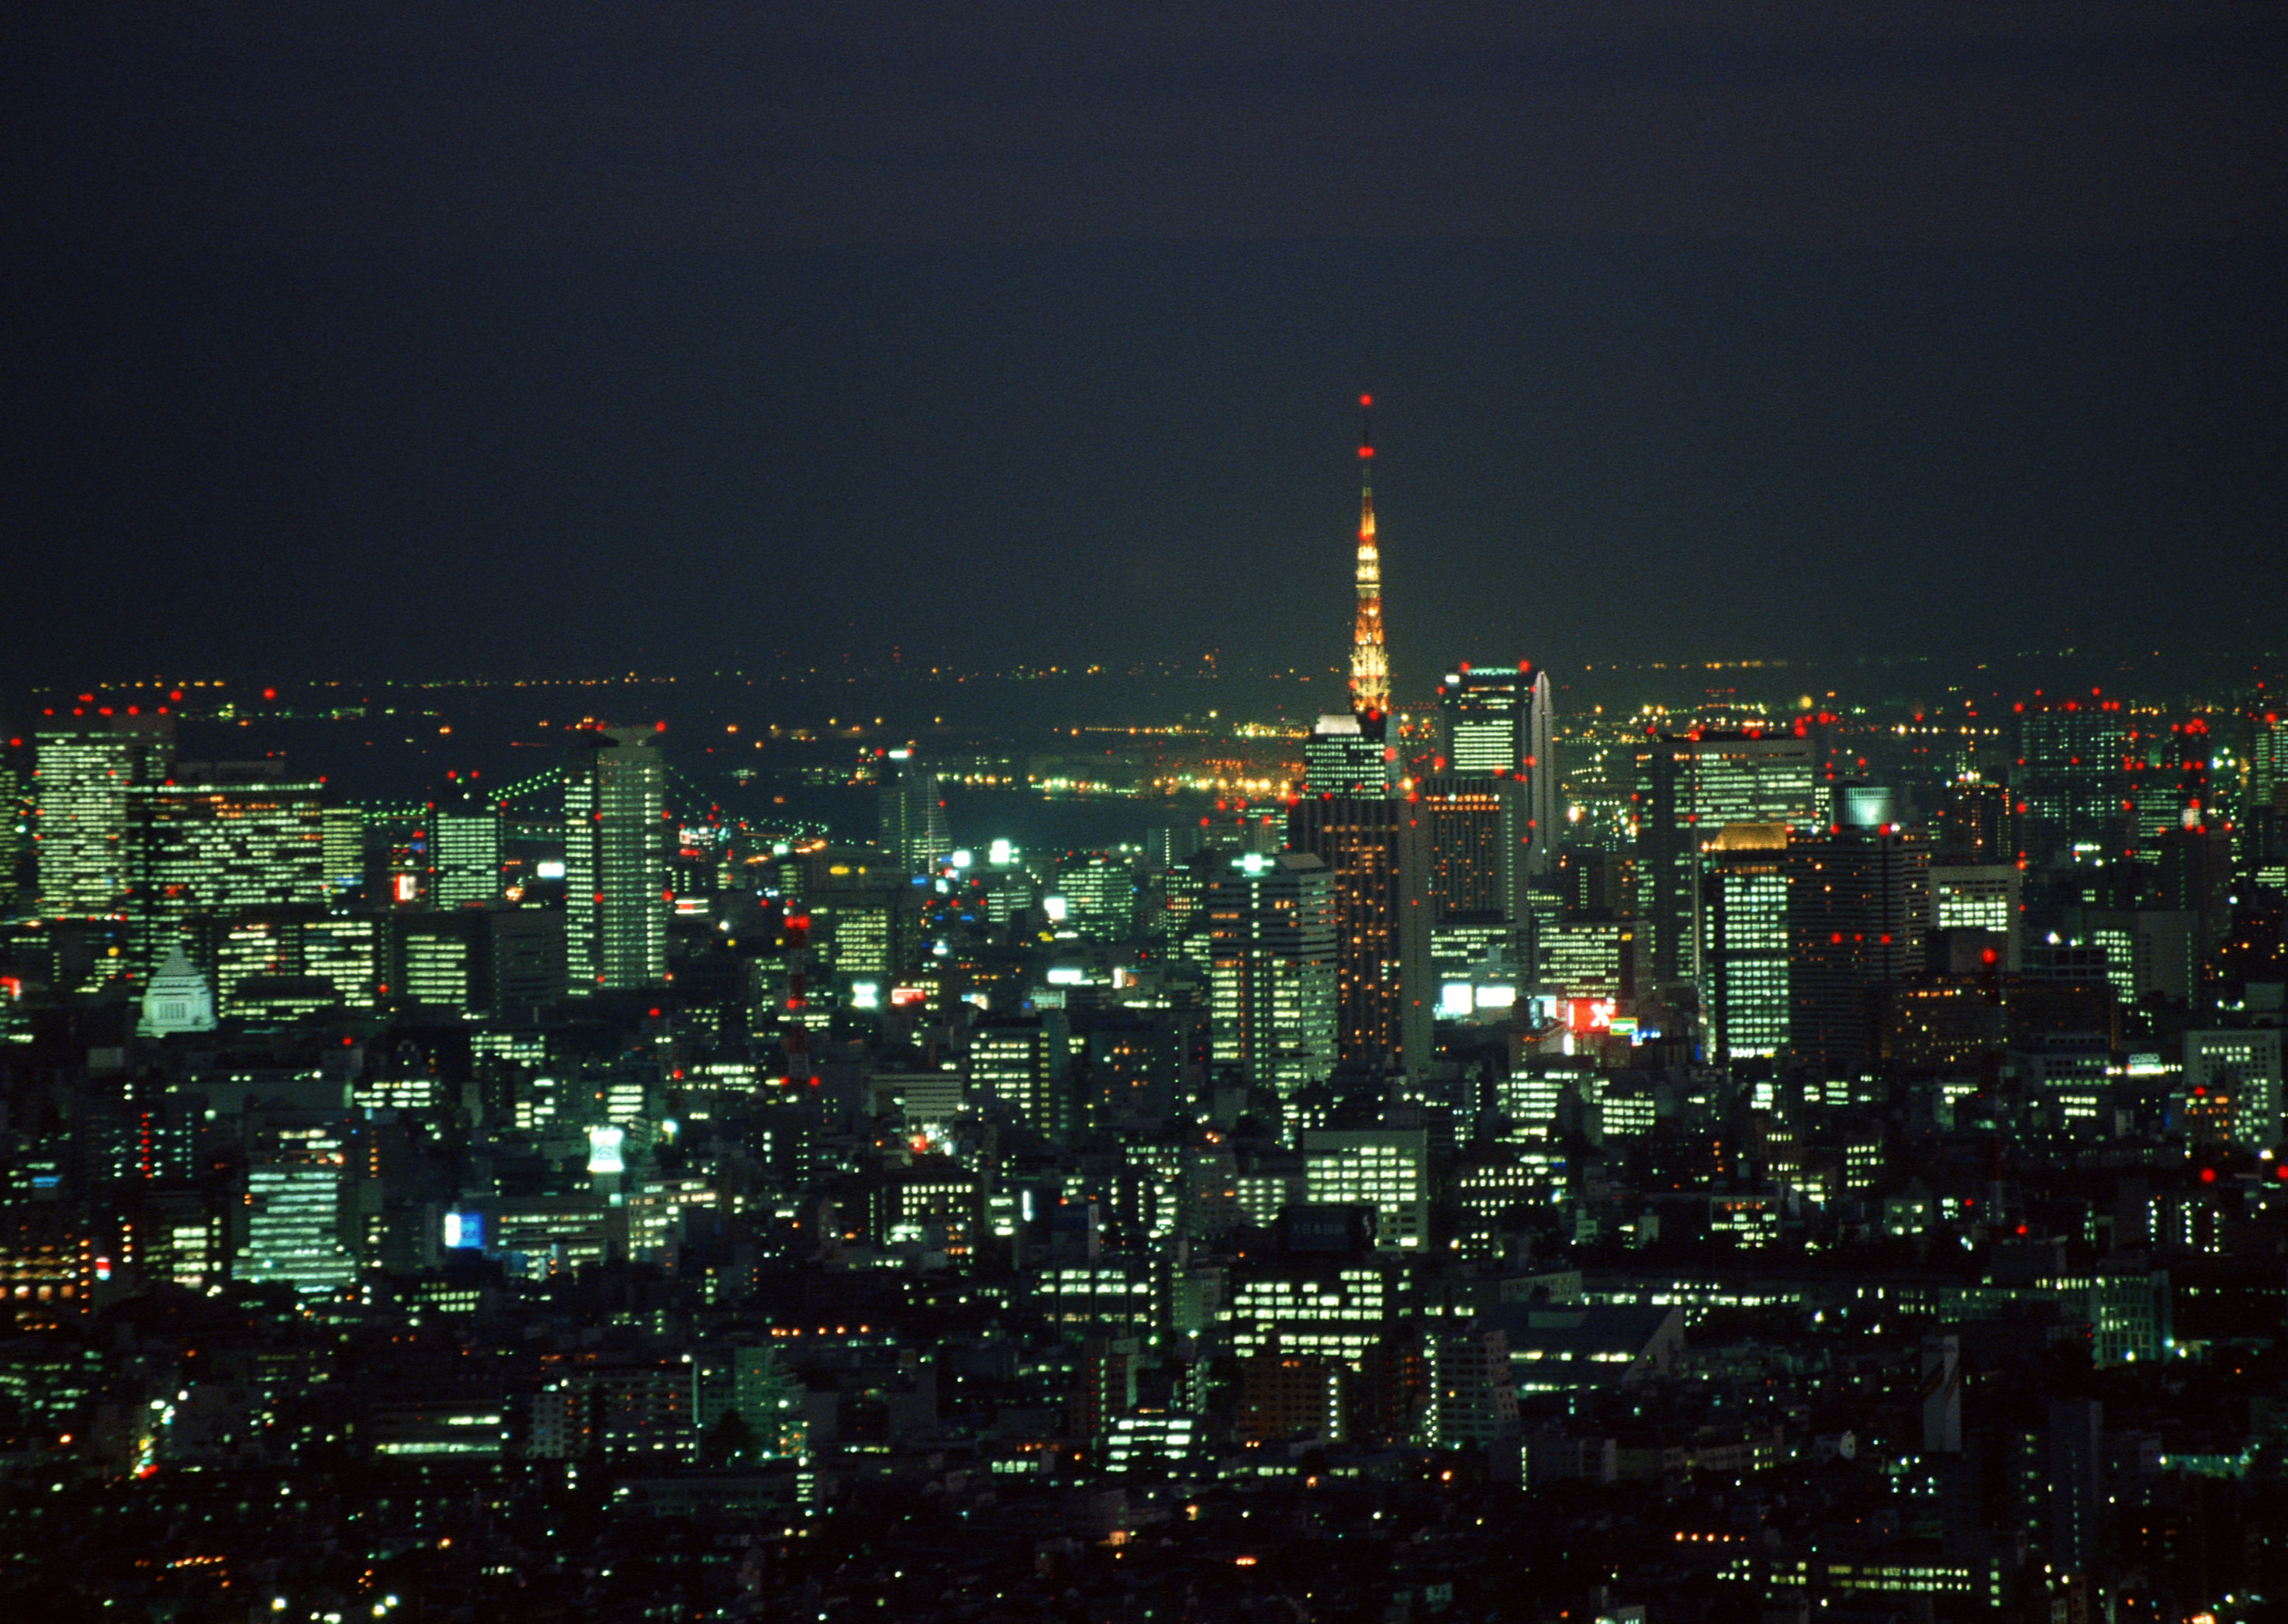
<box><xmin>1348</xmin><ymin>395</ymin><xmax>1389</xmax><ymax>721</ymax></box>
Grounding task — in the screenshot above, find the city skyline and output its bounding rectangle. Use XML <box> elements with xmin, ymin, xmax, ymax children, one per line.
<box><xmin>5</xmin><ymin>9</ymin><xmax>2286</xmax><ymax>1619</ymax></box>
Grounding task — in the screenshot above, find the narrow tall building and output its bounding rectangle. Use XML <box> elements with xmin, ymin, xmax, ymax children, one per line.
<box><xmin>1205</xmin><ymin>851</ymin><xmax>1338</xmax><ymax>1111</ymax></box>
<box><xmin>564</xmin><ymin>725</ymin><xmax>669</xmax><ymax>994</ymax></box>
<box><xmin>1286</xmin><ymin>799</ymin><xmax>1432</xmax><ymax>1077</ymax></box>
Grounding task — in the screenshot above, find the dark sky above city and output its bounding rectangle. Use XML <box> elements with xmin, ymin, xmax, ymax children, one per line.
<box><xmin>7</xmin><ymin>3</ymin><xmax>2284</xmax><ymax>697</ymax></box>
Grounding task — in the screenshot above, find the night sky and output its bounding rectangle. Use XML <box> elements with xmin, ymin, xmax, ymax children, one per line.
<box><xmin>7</xmin><ymin>5</ymin><xmax>2284</xmax><ymax>695</ymax></box>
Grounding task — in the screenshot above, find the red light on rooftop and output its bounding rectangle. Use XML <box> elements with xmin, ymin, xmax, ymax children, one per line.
<box><xmin>1358</xmin><ymin>445</ymin><xmax>1373</xmax><ymax>458</ymax></box>
<box><xmin>1359</xmin><ymin>394</ymin><xmax>1372</xmax><ymax>408</ymax></box>
<box><xmin>2200</xmin><ymin>1166</ymin><xmax>2217</xmax><ymax>1183</ymax></box>
<box><xmin>261</xmin><ymin>687</ymin><xmax>277</xmax><ymax>701</ymax></box>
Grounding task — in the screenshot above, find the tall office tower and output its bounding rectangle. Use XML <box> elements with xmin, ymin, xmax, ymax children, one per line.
<box><xmin>2012</xmin><ymin>693</ymin><xmax>2129</xmax><ymax>869</ymax></box>
<box><xmin>2127</xmin><ymin>717</ymin><xmax>2214</xmax><ymax>865</ymax></box>
<box><xmin>877</xmin><ymin>748</ymin><xmax>949</xmax><ymax>872</ymax></box>
<box><xmin>1934</xmin><ymin>780</ymin><xmax>2015</xmax><ymax>862</ymax></box>
<box><xmin>430</xmin><ymin>796</ymin><xmax>503</xmax><ymax>910</ymax></box>
<box><xmin>1054</xmin><ymin>851</ymin><xmax>1138</xmax><ymax>942</ymax></box>
<box><xmin>2254</xmin><ymin>710</ymin><xmax>2284</xmax><ymax>814</ymax></box>
<box><xmin>1286</xmin><ymin>798</ymin><xmax>1432</xmax><ymax>1076</ymax></box>
<box><xmin>563</xmin><ymin>725</ymin><xmax>668</xmax><ymax>994</ymax></box>
<box><xmin>1440</xmin><ymin>665</ymin><xmax>1529</xmax><ymax>776</ymax></box>
<box><xmin>29</xmin><ymin>717</ymin><xmax>172</xmax><ymax>918</ymax></box>
<box><xmin>1348</xmin><ymin>396</ymin><xmax>1388</xmax><ymax>723</ymax></box>
<box><xmin>1205</xmin><ymin>852</ymin><xmax>1338</xmax><ymax>1110</ymax></box>
<box><xmin>1435</xmin><ymin>664</ymin><xmax>1553</xmax><ymax>873</ymax></box>
<box><xmin>1305</xmin><ymin>714</ymin><xmax>1394</xmax><ymax>796</ymax></box>
<box><xmin>429</xmin><ymin>793</ymin><xmax>503</xmax><ymax>906</ymax></box>
<box><xmin>1632</xmin><ymin>730</ymin><xmax>1816</xmax><ymax>986</ymax></box>
<box><xmin>126</xmin><ymin>763</ymin><xmax>327</xmax><ymax>976</ymax></box>
<box><xmin>1415</xmin><ymin>776</ymin><xmax>1528</xmax><ymax>923</ymax></box>
<box><xmin>1700</xmin><ymin>824</ymin><xmax>1792</xmax><ymax>1062</ymax></box>
<box><xmin>1930</xmin><ymin>862</ymin><xmax>2024</xmax><ymax>969</ymax></box>
<box><xmin>1788</xmin><ymin>825</ymin><xmax>1931</xmax><ymax>1074</ymax></box>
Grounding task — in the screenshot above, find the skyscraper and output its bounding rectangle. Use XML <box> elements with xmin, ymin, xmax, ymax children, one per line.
<box><xmin>2013</xmin><ymin>693</ymin><xmax>2130</xmax><ymax>869</ymax></box>
<box><xmin>1700</xmin><ymin>824</ymin><xmax>1792</xmax><ymax>1062</ymax></box>
<box><xmin>1304</xmin><ymin>714</ymin><xmax>1395</xmax><ymax>797</ymax></box>
<box><xmin>564</xmin><ymin>725</ymin><xmax>668</xmax><ymax>994</ymax></box>
<box><xmin>877</xmin><ymin>748</ymin><xmax>949</xmax><ymax>872</ymax></box>
<box><xmin>29</xmin><ymin>717</ymin><xmax>171</xmax><ymax>920</ymax></box>
<box><xmin>430</xmin><ymin>793</ymin><xmax>503</xmax><ymax>907</ymax></box>
<box><xmin>1788</xmin><ymin>824</ymin><xmax>1931</xmax><ymax>1074</ymax></box>
<box><xmin>1205</xmin><ymin>851</ymin><xmax>1338</xmax><ymax>1111</ymax></box>
<box><xmin>126</xmin><ymin>763</ymin><xmax>327</xmax><ymax>976</ymax></box>
<box><xmin>1633</xmin><ymin>730</ymin><xmax>1817</xmax><ymax>987</ymax></box>
<box><xmin>1286</xmin><ymin>798</ymin><xmax>1432</xmax><ymax>1077</ymax></box>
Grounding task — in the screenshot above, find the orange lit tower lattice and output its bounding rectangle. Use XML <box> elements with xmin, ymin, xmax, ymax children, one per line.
<box><xmin>1349</xmin><ymin>396</ymin><xmax>1388</xmax><ymax>721</ymax></box>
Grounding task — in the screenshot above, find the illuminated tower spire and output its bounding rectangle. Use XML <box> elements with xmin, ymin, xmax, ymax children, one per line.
<box><xmin>1349</xmin><ymin>395</ymin><xmax>1389</xmax><ymax>721</ymax></box>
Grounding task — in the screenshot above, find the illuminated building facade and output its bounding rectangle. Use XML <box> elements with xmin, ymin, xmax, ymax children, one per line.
<box><xmin>564</xmin><ymin>725</ymin><xmax>668</xmax><ymax>993</ymax></box>
<box><xmin>1633</xmin><ymin>731</ymin><xmax>1816</xmax><ymax>986</ymax></box>
<box><xmin>1305</xmin><ymin>712</ymin><xmax>1394</xmax><ymax>797</ymax></box>
<box><xmin>126</xmin><ymin>765</ymin><xmax>327</xmax><ymax>976</ymax></box>
<box><xmin>2012</xmin><ymin>694</ymin><xmax>2128</xmax><ymax>869</ymax></box>
<box><xmin>29</xmin><ymin>717</ymin><xmax>171</xmax><ymax>920</ymax></box>
<box><xmin>1930</xmin><ymin>862</ymin><xmax>2022</xmax><ymax>969</ymax></box>
<box><xmin>2183</xmin><ymin>1028</ymin><xmax>2282</xmax><ymax>1150</ymax></box>
<box><xmin>1302</xmin><ymin>1128</ymin><xmax>1429</xmax><ymax>1250</ymax></box>
<box><xmin>430</xmin><ymin>796</ymin><xmax>502</xmax><ymax>905</ymax></box>
<box><xmin>1435</xmin><ymin>662</ymin><xmax>1554</xmax><ymax>881</ymax></box>
<box><xmin>877</xmin><ymin>749</ymin><xmax>949</xmax><ymax>872</ymax></box>
<box><xmin>1788</xmin><ymin>826</ymin><xmax>1931</xmax><ymax>1075</ymax></box>
<box><xmin>966</xmin><ymin>1014</ymin><xmax>1068</xmax><ymax>1139</ymax></box>
<box><xmin>2127</xmin><ymin>716</ymin><xmax>2213</xmax><ymax>866</ymax></box>
<box><xmin>241</xmin><ymin>1121</ymin><xmax>356</xmax><ymax>1296</ymax></box>
<box><xmin>1285</xmin><ymin>798</ymin><xmax>1432</xmax><ymax>1076</ymax></box>
<box><xmin>1700</xmin><ymin>824</ymin><xmax>1792</xmax><ymax>1062</ymax></box>
<box><xmin>1204</xmin><ymin>851</ymin><xmax>1338</xmax><ymax>1109</ymax></box>
<box><xmin>1415</xmin><ymin>775</ymin><xmax>1529</xmax><ymax>924</ymax></box>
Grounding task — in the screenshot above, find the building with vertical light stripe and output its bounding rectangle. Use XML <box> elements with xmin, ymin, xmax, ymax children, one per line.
<box><xmin>564</xmin><ymin>726</ymin><xmax>668</xmax><ymax>993</ymax></box>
